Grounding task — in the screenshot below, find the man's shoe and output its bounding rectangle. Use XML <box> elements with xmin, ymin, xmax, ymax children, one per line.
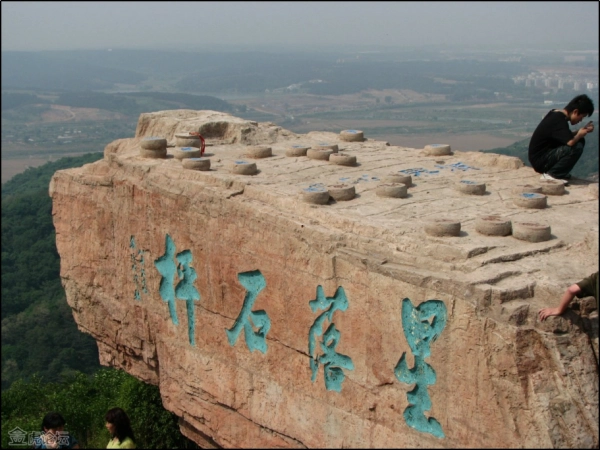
<box><xmin>540</xmin><ymin>173</ymin><xmax>569</xmax><ymax>184</ymax></box>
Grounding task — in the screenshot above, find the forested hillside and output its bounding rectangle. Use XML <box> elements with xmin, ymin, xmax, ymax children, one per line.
<box><xmin>1</xmin><ymin>153</ymin><xmax>197</xmax><ymax>448</ymax></box>
<box><xmin>2</xmin><ymin>154</ymin><xmax>106</xmax><ymax>390</ymax></box>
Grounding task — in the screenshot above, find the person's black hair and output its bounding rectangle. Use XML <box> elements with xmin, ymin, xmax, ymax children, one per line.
<box><xmin>105</xmin><ymin>407</ymin><xmax>135</xmax><ymax>444</ymax></box>
<box><xmin>42</xmin><ymin>412</ymin><xmax>66</xmax><ymax>430</ymax></box>
<box><xmin>564</xmin><ymin>94</ymin><xmax>595</xmax><ymax>116</ymax></box>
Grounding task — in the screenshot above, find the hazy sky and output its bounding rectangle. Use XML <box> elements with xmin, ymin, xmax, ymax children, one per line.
<box><xmin>2</xmin><ymin>1</ymin><xmax>598</xmax><ymax>52</ymax></box>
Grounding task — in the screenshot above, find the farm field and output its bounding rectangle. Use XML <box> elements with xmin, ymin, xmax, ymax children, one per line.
<box><xmin>1</xmin><ymin>89</ymin><xmax>594</xmax><ymax>183</ymax></box>
<box><xmin>1</xmin><ymin>148</ymin><xmax>94</xmax><ymax>184</ymax></box>
<box><xmin>1</xmin><ymin>158</ymin><xmax>54</xmax><ymax>184</ymax></box>
<box><xmin>234</xmin><ymin>90</ymin><xmax>547</xmax><ymax>149</ymax></box>
<box><xmin>0</xmin><ymin>129</ymin><xmax>520</xmax><ymax>184</ymax></box>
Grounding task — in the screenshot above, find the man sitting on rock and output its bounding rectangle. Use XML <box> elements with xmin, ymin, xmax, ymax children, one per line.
<box><xmin>539</xmin><ymin>271</ymin><xmax>598</xmax><ymax>321</ymax></box>
<box><xmin>528</xmin><ymin>94</ymin><xmax>595</xmax><ymax>185</ymax></box>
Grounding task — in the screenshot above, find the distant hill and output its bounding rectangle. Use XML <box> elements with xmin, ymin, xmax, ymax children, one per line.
<box><xmin>1</xmin><ymin>91</ymin><xmax>235</xmax><ymax>117</ymax></box>
<box><xmin>483</xmin><ymin>131</ymin><xmax>598</xmax><ymax>180</ymax></box>
<box><xmin>1</xmin><ymin>51</ymin><xmax>145</xmax><ymax>91</ymax></box>
<box><xmin>54</xmin><ymin>91</ymin><xmax>235</xmax><ymax>115</ymax></box>
<box><xmin>2</xmin><ymin>49</ymin><xmax>527</xmax><ymax>98</ymax></box>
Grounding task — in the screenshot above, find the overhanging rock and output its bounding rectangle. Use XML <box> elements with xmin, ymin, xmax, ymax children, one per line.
<box><xmin>50</xmin><ymin>110</ymin><xmax>599</xmax><ymax>448</ymax></box>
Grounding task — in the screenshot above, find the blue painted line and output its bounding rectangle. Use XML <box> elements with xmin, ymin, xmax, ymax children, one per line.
<box><xmin>522</xmin><ymin>193</ymin><xmax>543</xmax><ymax>198</ymax></box>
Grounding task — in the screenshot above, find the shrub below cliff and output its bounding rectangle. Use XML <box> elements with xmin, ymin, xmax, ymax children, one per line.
<box><xmin>1</xmin><ymin>369</ymin><xmax>198</xmax><ymax>448</ymax></box>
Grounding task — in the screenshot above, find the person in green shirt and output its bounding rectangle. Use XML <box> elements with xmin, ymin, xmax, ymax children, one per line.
<box><xmin>105</xmin><ymin>408</ymin><xmax>136</xmax><ymax>449</ymax></box>
<box><xmin>539</xmin><ymin>271</ymin><xmax>599</xmax><ymax>321</ymax></box>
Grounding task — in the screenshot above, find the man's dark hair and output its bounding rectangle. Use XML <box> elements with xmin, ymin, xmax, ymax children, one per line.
<box><xmin>41</xmin><ymin>412</ymin><xmax>66</xmax><ymax>430</ymax></box>
<box><xmin>564</xmin><ymin>94</ymin><xmax>595</xmax><ymax>116</ymax></box>
<box><xmin>105</xmin><ymin>407</ymin><xmax>135</xmax><ymax>443</ymax></box>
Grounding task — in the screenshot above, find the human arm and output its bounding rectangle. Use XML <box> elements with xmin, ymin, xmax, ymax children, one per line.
<box><xmin>538</xmin><ymin>283</ymin><xmax>582</xmax><ymax>321</ymax></box>
<box><xmin>571</xmin><ymin>122</ymin><xmax>591</xmax><ymax>134</ymax></box>
<box><xmin>567</xmin><ymin>126</ymin><xmax>590</xmax><ymax>146</ymax></box>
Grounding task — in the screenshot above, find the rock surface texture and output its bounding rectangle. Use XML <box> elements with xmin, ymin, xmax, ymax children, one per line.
<box><xmin>50</xmin><ymin>110</ymin><xmax>599</xmax><ymax>448</ymax></box>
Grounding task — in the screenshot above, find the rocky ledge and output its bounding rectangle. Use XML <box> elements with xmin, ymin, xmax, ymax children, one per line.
<box><xmin>50</xmin><ymin>110</ymin><xmax>598</xmax><ymax>448</ymax></box>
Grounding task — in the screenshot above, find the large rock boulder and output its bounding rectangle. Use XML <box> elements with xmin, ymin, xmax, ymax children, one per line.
<box><xmin>50</xmin><ymin>110</ymin><xmax>599</xmax><ymax>448</ymax></box>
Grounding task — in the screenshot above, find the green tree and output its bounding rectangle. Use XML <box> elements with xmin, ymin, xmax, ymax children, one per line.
<box><xmin>1</xmin><ymin>369</ymin><xmax>199</xmax><ymax>449</ymax></box>
<box><xmin>2</xmin><ymin>154</ymin><xmax>106</xmax><ymax>390</ymax></box>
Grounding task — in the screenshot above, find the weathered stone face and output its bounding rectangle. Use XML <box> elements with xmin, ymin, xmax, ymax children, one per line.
<box><xmin>50</xmin><ymin>110</ymin><xmax>599</xmax><ymax>448</ymax></box>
